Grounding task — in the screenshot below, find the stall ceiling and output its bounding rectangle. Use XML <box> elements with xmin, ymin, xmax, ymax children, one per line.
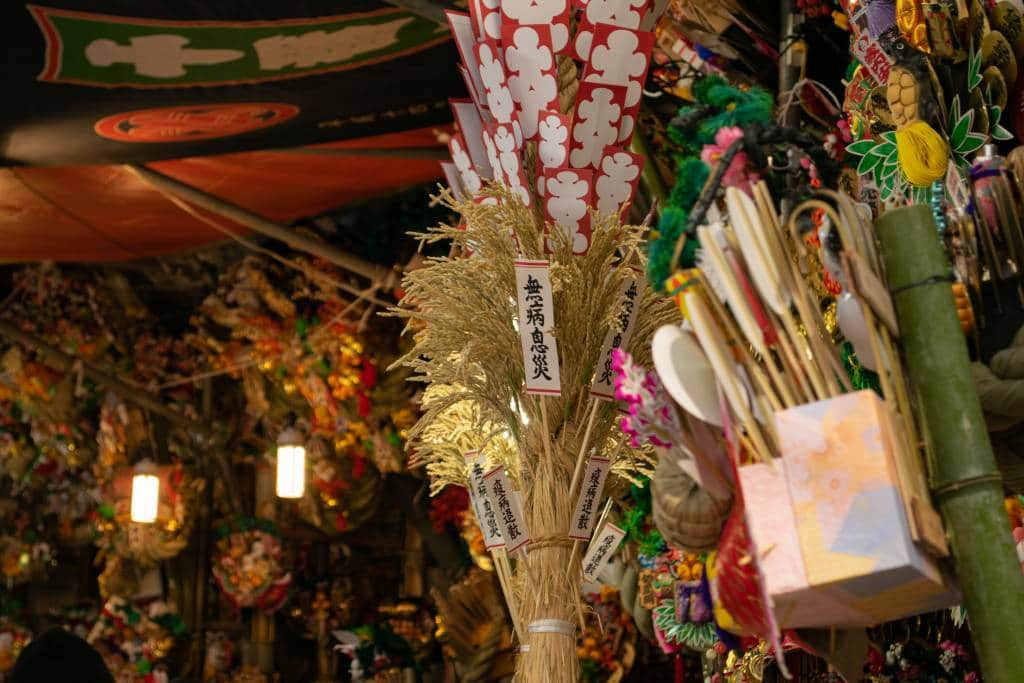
<box><xmin>0</xmin><ymin>1</ymin><xmax>463</xmax><ymax>262</ymax></box>
<box><xmin>0</xmin><ymin>128</ymin><xmax>447</xmax><ymax>262</ymax></box>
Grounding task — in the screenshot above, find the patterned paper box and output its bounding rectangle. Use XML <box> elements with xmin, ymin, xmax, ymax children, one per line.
<box><xmin>740</xmin><ymin>462</ymin><xmax>867</xmax><ymax>628</ymax></box>
<box><xmin>772</xmin><ymin>390</ymin><xmax>955</xmax><ymax>625</ymax></box>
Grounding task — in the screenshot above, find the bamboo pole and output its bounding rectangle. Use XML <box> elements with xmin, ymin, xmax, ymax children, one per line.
<box><xmin>876</xmin><ymin>205</ymin><xmax>1024</xmax><ymax>681</ymax></box>
<box><xmin>127</xmin><ymin>164</ymin><xmax>398</xmax><ymax>289</ymax></box>
<box><xmin>629</xmin><ymin>130</ymin><xmax>668</xmax><ymax>214</ymax></box>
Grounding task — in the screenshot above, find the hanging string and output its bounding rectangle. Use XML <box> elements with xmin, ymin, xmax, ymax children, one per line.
<box><xmin>775</xmin><ymin>77</ymin><xmax>843</xmax><ymax>128</ymax></box>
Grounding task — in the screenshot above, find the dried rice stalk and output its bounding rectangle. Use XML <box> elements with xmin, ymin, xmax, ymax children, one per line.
<box><xmin>391</xmin><ymin>184</ymin><xmax>672</xmax><ymax>682</ymax></box>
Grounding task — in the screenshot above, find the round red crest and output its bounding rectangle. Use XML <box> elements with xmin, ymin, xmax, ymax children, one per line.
<box><xmin>94</xmin><ymin>102</ymin><xmax>300</xmax><ymax>143</ymax></box>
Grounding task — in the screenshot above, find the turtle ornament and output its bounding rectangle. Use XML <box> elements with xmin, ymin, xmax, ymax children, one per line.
<box><xmin>886</xmin><ymin>58</ymin><xmax>951</xmax><ymax>186</ymax></box>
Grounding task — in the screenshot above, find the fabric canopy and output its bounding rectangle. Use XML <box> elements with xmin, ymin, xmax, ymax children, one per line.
<box><xmin>0</xmin><ymin>127</ymin><xmax>447</xmax><ymax>262</ymax></box>
<box><xmin>2</xmin><ymin>1</ymin><xmax>461</xmax><ymax>165</ymax></box>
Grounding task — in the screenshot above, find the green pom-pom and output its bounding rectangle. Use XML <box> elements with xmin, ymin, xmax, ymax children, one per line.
<box><xmin>669</xmin><ymin>159</ymin><xmax>709</xmax><ymax>208</ymax></box>
<box><xmin>692</xmin><ymin>75</ymin><xmax>726</xmax><ymax>103</ymax></box>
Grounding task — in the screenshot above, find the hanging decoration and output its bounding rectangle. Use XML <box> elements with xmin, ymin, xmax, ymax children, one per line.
<box><xmin>211</xmin><ymin>516</ymin><xmax>292</xmax><ymax>613</ymax></box>
<box><xmin>577</xmin><ymin>586</ymin><xmax>637</xmax><ymax>682</ymax></box>
<box><xmin>87</xmin><ymin>597</ymin><xmax>185</xmax><ymax>683</ymax></box>
<box><xmin>0</xmin><ymin>618</ymin><xmax>31</xmax><ymax>679</ymax></box>
<box><xmin>188</xmin><ymin>254</ymin><xmax>412</xmax><ymax>475</ymax></box>
<box><xmin>95</xmin><ymin>461</ymin><xmax>203</xmax><ymax>566</ymax></box>
<box><xmin>0</xmin><ymin>506</ymin><xmax>55</xmax><ymax>586</ymax></box>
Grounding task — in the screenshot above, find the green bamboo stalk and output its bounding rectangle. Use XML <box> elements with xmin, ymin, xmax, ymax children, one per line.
<box><xmin>876</xmin><ymin>205</ymin><xmax>1024</xmax><ymax>681</ymax></box>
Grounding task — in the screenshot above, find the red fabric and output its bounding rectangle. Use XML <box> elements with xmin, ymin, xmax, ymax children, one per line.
<box><xmin>714</xmin><ymin>501</ymin><xmax>772</xmax><ymax>637</ymax></box>
<box><xmin>0</xmin><ymin>127</ymin><xmax>446</xmax><ymax>262</ymax></box>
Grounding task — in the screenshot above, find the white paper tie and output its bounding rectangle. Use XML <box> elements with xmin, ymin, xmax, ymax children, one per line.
<box><xmin>527</xmin><ymin>619</ymin><xmax>575</xmax><ymax>637</ymax></box>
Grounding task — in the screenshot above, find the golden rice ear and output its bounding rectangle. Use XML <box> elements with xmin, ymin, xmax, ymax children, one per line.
<box><xmin>896</xmin><ymin>120</ymin><xmax>950</xmax><ymax>186</ymax></box>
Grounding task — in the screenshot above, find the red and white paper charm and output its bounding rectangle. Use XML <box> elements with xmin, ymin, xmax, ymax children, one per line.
<box><xmin>450</xmin><ymin>99</ymin><xmax>493</xmax><ymax>179</ymax></box>
<box><xmin>502</xmin><ymin>24</ymin><xmax>558</xmax><ymax>141</ymax></box>
<box><xmin>569</xmin><ymin>82</ymin><xmax>626</xmax><ymax>170</ymax></box>
<box><xmin>481</xmin><ymin>123</ymin><xmax>507</xmax><ymax>188</ymax></box>
<box><xmin>440</xmin><ymin>161</ymin><xmax>467</xmax><ymax>202</ymax></box>
<box><xmin>494</xmin><ymin>122</ymin><xmax>532</xmax><ymax>205</ymax></box>
<box><xmin>500</xmin><ymin>0</ymin><xmax>571</xmax><ymax>54</ymax></box>
<box><xmin>584</xmin><ymin>25</ymin><xmax>654</xmax><ymax>142</ymax></box>
<box><xmin>447</xmin><ymin>134</ymin><xmax>483</xmax><ymax>196</ymax></box>
<box><xmin>469</xmin><ymin>0</ymin><xmax>502</xmax><ymax>42</ymax></box>
<box><xmin>640</xmin><ymin>0</ymin><xmax>671</xmax><ymax>31</ymax></box>
<box><xmin>458</xmin><ymin>65</ymin><xmax>485</xmax><ymax>112</ymax></box>
<box><xmin>543</xmin><ymin>167</ymin><xmax>594</xmax><ymax>255</ymax></box>
<box><xmin>447</xmin><ymin>11</ymin><xmax>487</xmax><ymax>109</ymax></box>
<box><xmin>594</xmin><ymin>145</ymin><xmax>644</xmax><ymax>218</ymax></box>
<box><xmin>537</xmin><ymin>111</ymin><xmax>571</xmax><ymax>170</ymax></box>
<box><xmin>573</xmin><ymin>0</ymin><xmax>648</xmax><ymax>62</ymax></box>
<box><xmin>475</xmin><ymin>41</ymin><xmax>515</xmax><ymax>123</ymax></box>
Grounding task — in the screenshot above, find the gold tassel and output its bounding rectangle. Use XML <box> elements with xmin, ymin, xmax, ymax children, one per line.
<box><xmin>896</xmin><ymin>120</ymin><xmax>949</xmax><ymax>186</ymax></box>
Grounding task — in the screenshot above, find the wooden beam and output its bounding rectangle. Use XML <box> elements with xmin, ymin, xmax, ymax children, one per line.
<box><xmin>278</xmin><ymin>146</ymin><xmax>449</xmax><ymax>160</ymax></box>
<box><xmin>127</xmin><ymin>164</ymin><xmax>398</xmax><ymax>289</ymax></box>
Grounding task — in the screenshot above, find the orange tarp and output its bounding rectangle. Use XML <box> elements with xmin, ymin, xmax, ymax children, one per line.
<box><xmin>0</xmin><ymin>127</ymin><xmax>445</xmax><ymax>262</ymax></box>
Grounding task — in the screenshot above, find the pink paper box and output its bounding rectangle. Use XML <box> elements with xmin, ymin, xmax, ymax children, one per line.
<box><xmin>741</xmin><ymin>391</ymin><xmax>956</xmax><ymax>627</ymax></box>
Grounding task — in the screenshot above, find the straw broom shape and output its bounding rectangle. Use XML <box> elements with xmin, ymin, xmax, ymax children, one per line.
<box><xmin>391</xmin><ymin>182</ymin><xmax>673</xmax><ymax>681</ymax></box>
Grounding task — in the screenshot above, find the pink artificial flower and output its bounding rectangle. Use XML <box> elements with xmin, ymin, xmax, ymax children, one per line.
<box><xmin>701</xmin><ymin>126</ymin><xmax>759</xmax><ymax>193</ymax></box>
<box><xmin>964</xmin><ymin>672</ymin><xmax>980</xmax><ymax>683</ymax></box>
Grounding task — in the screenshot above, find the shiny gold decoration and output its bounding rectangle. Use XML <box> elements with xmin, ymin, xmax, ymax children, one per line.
<box><xmin>724</xmin><ymin>640</ymin><xmax>768</xmax><ymax>682</ymax></box>
<box><xmin>897</xmin><ymin>0</ymin><xmax>930</xmax><ymax>52</ymax></box>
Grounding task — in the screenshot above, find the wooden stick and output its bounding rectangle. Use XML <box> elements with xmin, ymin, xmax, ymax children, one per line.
<box><xmin>568</xmin><ymin>402</ymin><xmax>600</xmax><ymax>501</ymax></box>
<box><xmin>539</xmin><ymin>397</ymin><xmax>555</xmax><ymax>463</ymax></box>
<box><xmin>771</xmin><ymin>313</ymin><xmax>814</xmax><ymax>403</ymax></box>
<box><xmin>495</xmin><ymin>548</ymin><xmax>525</xmax><ymax>643</ymax></box>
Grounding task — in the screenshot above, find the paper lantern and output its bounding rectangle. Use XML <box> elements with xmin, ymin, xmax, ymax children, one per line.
<box><xmin>276</xmin><ymin>428</ymin><xmax>306</xmax><ymax>499</ymax></box>
<box><xmin>130</xmin><ymin>462</ymin><xmax>160</xmax><ymax>524</ymax></box>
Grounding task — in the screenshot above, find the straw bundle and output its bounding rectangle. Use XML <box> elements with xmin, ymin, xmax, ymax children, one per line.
<box><xmin>392</xmin><ymin>185</ymin><xmax>673</xmax><ymax>681</ymax></box>
<box><xmin>651</xmin><ymin>454</ymin><xmax>731</xmax><ymax>552</ymax></box>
